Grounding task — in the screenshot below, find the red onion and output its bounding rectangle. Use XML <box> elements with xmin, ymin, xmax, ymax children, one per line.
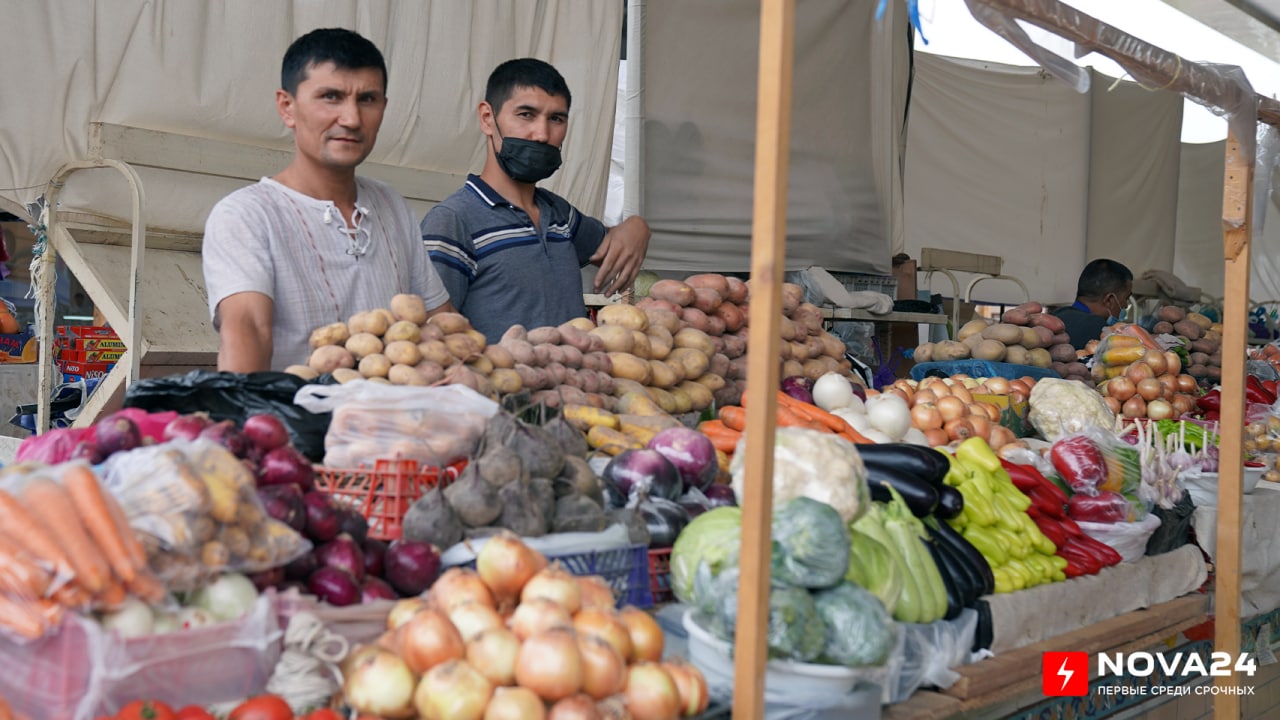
<box><xmin>308</xmin><ymin>566</ymin><xmax>362</xmax><ymax>606</ymax></box>
<box><xmin>362</xmin><ymin>576</ymin><xmax>399</xmax><ymax>602</ymax></box>
<box><xmin>338</xmin><ymin>507</ymin><xmax>370</xmax><ymax>545</ymax></box>
<box><xmin>199</xmin><ymin>419</ymin><xmax>247</xmax><ymax>458</ymax></box>
<box><xmin>258</xmin><ymin>445</ymin><xmax>315</xmax><ymax>491</ymax></box>
<box><xmin>95</xmin><ymin>412</ymin><xmax>141</xmax><ymax>457</ymax></box>
<box><xmin>242</xmin><ymin>413</ymin><xmax>290</xmax><ymax>453</ymax></box>
<box><xmin>163</xmin><ymin>413</ymin><xmax>212</xmax><ymax>442</ymax></box>
<box><xmin>702</xmin><ymin>484</ymin><xmax>738</xmax><ymax>508</ymax></box>
<box><xmin>70</xmin><ymin>440</ymin><xmax>105</xmax><ymax>465</ymax></box>
<box><xmin>780</xmin><ymin>376</ymin><xmax>815</xmax><ymax>405</ymax></box>
<box><xmin>317</xmin><ymin>533</ymin><xmax>366</xmax><ymax>582</ymax></box>
<box><xmin>303</xmin><ymin>491</ymin><xmax>342</xmax><ymax>542</ymax></box>
<box><xmin>647</xmin><ymin>427</ymin><xmax>718</xmax><ymax>492</ymax></box>
<box><xmin>257</xmin><ymin>484</ymin><xmax>306</xmax><ymax>532</ymax></box>
<box><xmin>363</xmin><ymin>538</ymin><xmax>388</xmax><ymax>578</ymax></box>
<box><xmin>284</xmin><ymin>550</ymin><xmax>320</xmax><ymax>582</ymax></box>
<box><xmin>247</xmin><ymin>566</ymin><xmax>285</xmax><ymax>592</ymax></box>
<box><xmin>384</xmin><ymin>540</ymin><xmax>442</xmax><ymax>596</ymax></box>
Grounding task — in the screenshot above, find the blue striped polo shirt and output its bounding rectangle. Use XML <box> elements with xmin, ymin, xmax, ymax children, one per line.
<box><xmin>422</xmin><ymin>175</ymin><xmax>607</xmax><ymax>343</ymax></box>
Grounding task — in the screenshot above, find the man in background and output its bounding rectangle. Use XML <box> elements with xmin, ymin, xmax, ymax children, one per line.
<box><xmin>1052</xmin><ymin>258</ymin><xmax>1133</xmax><ymax>350</ymax></box>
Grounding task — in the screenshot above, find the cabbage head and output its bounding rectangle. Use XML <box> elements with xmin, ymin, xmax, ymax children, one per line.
<box><xmin>812</xmin><ymin>580</ymin><xmax>895</xmax><ymax>667</ymax></box>
<box><xmin>670</xmin><ymin>507</ymin><xmax>742</xmax><ymax>606</ymax></box>
<box><xmin>771</xmin><ymin>496</ymin><xmax>850</xmax><ymax>589</ymax></box>
<box><xmin>712</xmin><ymin>574</ymin><xmax>826</xmax><ymax>663</ymax></box>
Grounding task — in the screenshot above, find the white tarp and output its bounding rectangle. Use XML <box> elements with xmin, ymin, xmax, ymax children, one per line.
<box><xmin>903</xmin><ymin>53</ymin><xmax>1184</xmax><ymax>306</ymax></box>
<box><xmin>636</xmin><ymin>0</ymin><xmax>908</xmax><ymax>275</ymax></box>
<box><xmin>0</xmin><ymin>0</ymin><xmax>623</xmax><ymax>230</ymax></box>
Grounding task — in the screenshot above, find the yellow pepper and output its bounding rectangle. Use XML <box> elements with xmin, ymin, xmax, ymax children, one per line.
<box><xmin>956</xmin><ymin>436</ymin><xmax>1002</xmax><ymax>474</ymax></box>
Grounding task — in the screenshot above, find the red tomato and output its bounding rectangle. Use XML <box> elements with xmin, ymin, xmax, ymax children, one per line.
<box><xmin>116</xmin><ymin>701</ymin><xmax>177</xmax><ymax>720</ymax></box>
<box><xmin>302</xmin><ymin>711</ymin><xmax>343</xmax><ymax>720</ymax></box>
<box><xmin>227</xmin><ymin>696</ymin><xmax>293</xmax><ymax>720</ymax></box>
<box><xmin>175</xmin><ymin>707</ymin><xmax>216</xmax><ymax>720</ymax></box>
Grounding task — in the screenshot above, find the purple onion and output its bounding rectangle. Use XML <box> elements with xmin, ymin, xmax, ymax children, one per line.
<box><xmin>257</xmin><ymin>484</ymin><xmax>306</xmax><ymax>532</ymax></box>
<box><xmin>361</xmin><ymin>576</ymin><xmax>399</xmax><ymax>602</ymax></box>
<box><xmin>602</xmin><ymin>448</ymin><xmax>683</xmax><ymax>501</ymax></box>
<box><xmin>303</xmin><ymin>491</ymin><xmax>342</xmax><ymax>542</ymax></box>
<box><xmin>308</xmin><ymin>566</ymin><xmax>361</xmax><ymax>606</ymax></box>
<box><xmin>384</xmin><ymin>540</ymin><xmax>442</xmax><ymax>596</ymax></box>
<box><xmin>363</xmin><ymin>539</ymin><xmax>388</xmax><ymax>578</ymax></box>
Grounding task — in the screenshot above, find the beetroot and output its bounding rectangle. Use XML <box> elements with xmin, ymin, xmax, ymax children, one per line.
<box><xmin>199</xmin><ymin>420</ymin><xmax>247</xmax><ymax>458</ymax></box>
<box><xmin>361</xmin><ymin>576</ymin><xmax>398</xmax><ymax>602</ymax></box>
<box><xmin>257</xmin><ymin>484</ymin><xmax>306</xmax><ymax>532</ymax></box>
<box><xmin>363</xmin><ymin>538</ymin><xmax>388</xmax><ymax>578</ymax></box>
<box><xmin>316</xmin><ymin>533</ymin><xmax>366</xmax><ymax>583</ymax></box>
<box><xmin>258</xmin><ymin>445</ymin><xmax>315</xmax><ymax>491</ymax></box>
<box><xmin>95</xmin><ymin>412</ymin><xmax>141</xmax><ymax>457</ymax></box>
<box><xmin>243</xmin><ymin>413</ymin><xmax>290</xmax><ymax>453</ymax></box>
<box><xmin>384</xmin><ymin>540</ymin><xmax>441</xmax><ymax>596</ymax></box>
<box><xmin>163</xmin><ymin>413</ymin><xmax>212</xmax><ymax>442</ymax></box>
<box><xmin>303</xmin><ymin>491</ymin><xmax>342</xmax><ymax>542</ymax></box>
<box><xmin>308</xmin><ymin>566</ymin><xmax>361</xmax><ymax>607</ymax></box>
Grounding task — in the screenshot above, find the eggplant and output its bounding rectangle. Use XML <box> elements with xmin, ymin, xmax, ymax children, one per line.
<box><xmin>931</xmin><ymin>517</ymin><xmax>995</xmax><ymax>596</ymax></box>
<box><xmin>935</xmin><ymin>485</ymin><xmax>964</xmax><ymax>520</ymax></box>
<box><xmin>868</xmin><ymin>474</ymin><xmax>939</xmax><ymax>518</ymax></box>
<box><xmin>923</xmin><ymin>535</ymin><xmax>964</xmax><ymax>620</ymax></box>
<box><xmin>927</xmin><ymin>523</ymin><xmax>981</xmax><ymax>607</ymax></box>
<box><xmin>972</xmin><ymin>598</ymin><xmax>995</xmax><ymax>653</ymax></box>
<box><xmin>856</xmin><ymin>443</ymin><xmax>951</xmax><ymax>486</ymax></box>
<box><xmin>637</xmin><ymin>495</ymin><xmax>690</xmax><ymax>548</ymax></box>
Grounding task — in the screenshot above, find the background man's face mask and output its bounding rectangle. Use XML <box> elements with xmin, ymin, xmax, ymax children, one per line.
<box><xmin>492</xmin><ymin>121</ymin><xmax>562</xmax><ymax>183</ymax></box>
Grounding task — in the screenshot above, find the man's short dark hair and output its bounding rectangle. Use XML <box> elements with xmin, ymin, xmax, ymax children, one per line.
<box><xmin>485</xmin><ymin>58</ymin><xmax>571</xmax><ymax>114</ymax></box>
<box><xmin>282</xmin><ymin>28</ymin><xmax>387</xmax><ymax>95</ymax></box>
<box><xmin>1076</xmin><ymin>259</ymin><xmax>1133</xmax><ymax>299</ymax></box>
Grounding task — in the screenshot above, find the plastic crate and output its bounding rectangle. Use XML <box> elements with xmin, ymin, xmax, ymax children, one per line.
<box><xmin>461</xmin><ymin>543</ymin><xmax>654</xmax><ymax>609</ymax></box>
<box><xmin>313</xmin><ymin>458</ymin><xmax>465</xmax><ymax>541</ymax></box>
<box><xmin>648</xmin><ymin>547</ymin><xmax>674</xmax><ymax>605</ymax></box>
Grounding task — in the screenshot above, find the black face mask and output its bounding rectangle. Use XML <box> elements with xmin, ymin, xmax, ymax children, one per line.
<box><xmin>491</xmin><ymin>121</ymin><xmax>562</xmax><ymax>184</ymax></box>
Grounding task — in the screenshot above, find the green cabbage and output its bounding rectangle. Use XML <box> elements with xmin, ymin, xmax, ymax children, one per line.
<box><xmin>710</xmin><ymin>569</ymin><xmax>827</xmax><ymax>663</ymax></box>
<box><xmin>813</xmin><ymin>580</ymin><xmax>895</xmax><ymax>666</ymax></box>
<box><xmin>771</xmin><ymin>497</ymin><xmax>850</xmax><ymax>589</ymax></box>
<box><xmin>669</xmin><ymin>507</ymin><xmax>742</xmax><ymax>606</ymax></box>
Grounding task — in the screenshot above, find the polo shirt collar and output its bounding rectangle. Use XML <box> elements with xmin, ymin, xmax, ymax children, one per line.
<box><xmin>464</xmin><ymin>174</ymin><xmax>550</xmax><ymax>211</ymax></box>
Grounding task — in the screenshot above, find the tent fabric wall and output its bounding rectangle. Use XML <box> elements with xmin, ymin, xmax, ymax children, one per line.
<box><xmin>903</xmin><ymin>54</ymin><xmax>1184</xmax><ymax>306</ymax></box>
<box><xmin>0</xmin><ymin>1</ymin><xmax>623</xmax><ymax>231</ymax></box>
<box><xmin>636</xmin><ymin>0</ymin><xmax>907</xmax><ymax>275</ymax></box>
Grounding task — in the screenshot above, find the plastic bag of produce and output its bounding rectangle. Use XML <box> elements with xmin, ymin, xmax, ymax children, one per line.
<box><xmin>1076</xmin><ymin>514</ymin><xmax>1163</xmax><ymax>564</ymax></box>
<box><xmin>295</xmin><ymin>381</ymin><xmax>498</xmax><ymax>469</ymax></box>
<box><xmin>772</xmin><ymin>497</ymin><xmax>850</xmax><ymax>590</ymax></box>
<box><xmin>124</xmin><ymin>370</ymin><xmax>331</xmax><ymax>461</ymax></box>
<box><xmin>1027</xmin><ymin>378</ymin><xmax>1116</xmax><ymax>443</ymax></box>
<box><xmin>812</xmin><ymin>581</ymin><xmax>896</xmax><ymax>666</ymax></box>
<box><xmin>98</xmin><ymin>440</ymin><xmax>310</xmax><ymax>591</ymax></box>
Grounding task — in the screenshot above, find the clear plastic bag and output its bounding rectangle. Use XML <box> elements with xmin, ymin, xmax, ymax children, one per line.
<box><xmin>99</xmin><ymin>440</ymin><xmax>310</xmax><ymax>591</ymax></box>
<box><xmin>294</xmin><ymin>381</ymin><xmax>499</xmax><ymax>468</ymax></box>
<box><xmin>1077</xmin><ymin>514</ymin><xmax>1163</xmax><ymax>564</ymax></box>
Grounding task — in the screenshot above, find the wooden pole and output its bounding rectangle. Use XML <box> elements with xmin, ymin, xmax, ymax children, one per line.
<box><xmin>732</xmin><ymin>0</ymin><xmax>794</xmax><ymax>718</ymax></box>
<box><xmin>1213</xmin><ymin>129</ymin><xmax>1252</xmax><ymax>719</ymax></box>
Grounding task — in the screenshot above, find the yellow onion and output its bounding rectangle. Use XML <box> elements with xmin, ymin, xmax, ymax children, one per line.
<box><xmin>624</xmin><ymin>662</ymin><xmax>680</xmax><ymax>720</ymax></box>
<box><xmin>619</xmin><ymin>606</ymin><xmax>664</xmax><ymax>662</ymax></box>
<box><xmin>432</xmin><ymin>567</ymin><xmax>496</xmax><ymax>612</ymax></box>
<box><xmin>344</xmin><ymin>645</ymin><xmax>417</xmax><ymax>719</ymax></box>
<box><xmin>516</xmin><ymin>627</ymin><xmax>583</xmax><ymax>702</ymax></box>
<box><xmin>510</xmin><ymin>596</ymin><xmax>573</xmax><ymax>641</ymax></box>
<box><xmin>413</xmin><ymin>659</ymin><xmax>493</xmax><ymax>720</ymax></box>
<box><xmin>522</xmin><ymin>563</ymin><xmax>583</xmax><ymax>614</ymax></box>
<box><xmin>466</xmin><ymin>627</ymin><xmax>521</xmax><ymax>687</ymax></box>
<box><xmin>573</xmin><ymin>606</ymin><xmax>634</xmax><ymax>662</ymax></box>
<box><xmin>484</xmin><ymin>687</ymin><xmax>547</xmax><ymax>720</ymax></box>
<box><xmin>477</xmin><ymin>532</ymin><xmax>547</xmax><ymax>612</ymax></box>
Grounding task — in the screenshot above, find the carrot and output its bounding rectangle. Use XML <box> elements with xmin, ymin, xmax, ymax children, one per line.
<box><xmin>101</xmin><ymin>487</ymin><xmax>147</xmax><ymax>571</ymax></box>
<box><xmin>21</xmin><ymin>479</ymin><xmax>111</xmax><ymax>594</ymax></box>
<box><xmin>0</xmin><ymin>593</ymin><xmax>48</xmax><ymax>639</ymax></box>
<box><xmin>775</xmin><ymin>403</ymin><xmax>824</xmax><ymax>431</ymax></box>
<box><xmin>718</xmin><ymin>406</ymin><xmax>747</xmax><ymax>432</ymax></box>
<box><xmin>96</xmin><ymin>577</ymin><xmax>128</xmax><ymax>609</ymax></box>
<box><xmin>0</xmin><ymin>530</ymin><xmax>53</xmax><ymax>598</ymax></box>
<box><xmin>126</xmin><ymin>572</ymin><xmax>167</xmax><ymax>604</ymax></box>
<box><xmin>776</xmin><ymin>390</ymin><xmax>874</xmax><ymax>444</ymax></box>
<box><xmin>53</xmin><ymin>583</ymin><xmax>93</xmax><ymax>610</ymax></box>
<box><xmin>697</xmin><ymin>420</ymin><xmax>743</xmax><ymax>453</ymax></box>
<box><xmin>0</xmin><ymin>489</ymin><xmax>73</xmax><ymax>580</ymax></box>
<box><xmin>62</xmin><ymin>465</ymin><xmax>136</xmax><ymax>583</ymax></box>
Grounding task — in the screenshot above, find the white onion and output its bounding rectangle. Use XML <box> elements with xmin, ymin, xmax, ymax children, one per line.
<box><xmin>189</xmin><ymin>572</ymin><xmax>258</xmax><ymax>621</ymax></box>
<box><xmin>100</xmin><ymin>597</ymin><xmax>154</xmax><ymax>638</ymax></box>
<box><xmin>414</xmin><ymin>659</ymin><xmax>493</xmax><ymax>720</ymax></box>
<box><xmin>902</xmin><ymin>427</ymin><xmax>930</xmax><ymax>446</ymax></box>
<box><xmin>837</xmin><ymin>408</ymin><xmax>872</xmax><ymax>433</ymax></box>
<box><xmin>865</xmin><ymin>393</ymin><xmax>912</xmax><ymax>441</ymax></box>
<box><xmin>812</xmin><ymin>372</ymin><xmax>856</xmax><ymax>411</ymax></box>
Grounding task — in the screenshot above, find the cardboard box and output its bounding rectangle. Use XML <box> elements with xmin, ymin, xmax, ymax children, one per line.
<box><xmin>973</xmin><ymin>393</ymin><xmax>1033</xmax><ymax>437</ymax></box>
<box><xmin>57</xmin><ymin>348</ymin><xmax>124</xmax><ymax>363</ymax></box>
<box><xmin>56</xmin><ymin>337</ymin><xmax>125</xmax><ymax>352</ymax></box>
<box><xmin>56</xmin><ymin>325</ymin><xmax>118</xmax><ymax>339</ymax></box>
<box><xmin>0</xmin><ymin>332</ymin><xmax>37</xmax><ymax>363</ymax></box>
<box><xmin>57</xmin><ymin>360</ymin><xmax>115</xmax><ymax>379</ymax></box>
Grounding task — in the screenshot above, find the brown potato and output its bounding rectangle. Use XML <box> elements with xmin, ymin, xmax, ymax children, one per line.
<box><xmin>418</xmin><ymin>339</ymin><xmax>458</xmax><ymax>367</ymax></box>
<box><xmin>590</xmin><ymin>324</ymin><xmax>636</xmax><ymax>354</ymax></box>
<box><xmin>429</xmin><ymin>312</ymin><xmax>473</xmax><ymax>335</ymax></box>
<box><xmin>597</xmin><ymin>304</ymin><xmax>649</xmax><ymax>332</ymax></box>
<box><xmin>483</xmin><ymin>344</ymin><xmax>515</xmax><ymax>369</ymax></box>
<box><xmin>646</xmin><ymin>326</ymin><xmax>673</xmax><ymax>360</ymax></box>
<box><xmin>332</xmin><ymin>367</ymin><xmax>363</xmax><ymax>384</ymax></box>
<box><xmin>443</xmin><ymin>333</ymin><xmax>482</xmax><ymax>361</ymax></box>
<box><xmin>649</xmin><ymin>279</ymin><xmax>696</xmax><ymax>307</ymax></box>
<box><xmin>347</xmin><ymin>311</ymin><xmax>387</xmax><ymax>337</ymax></box>
<box><xmin>390</xmin><ymin>293</ymin><xmax>429</xmax><ymax>324</ymax></box>
<box><xmin>780</xmin><ymin>283</ymin><xmax>804</xmax><ymax>315</ymax></box>
<box><xmin>418</xmin><ymin>323</ymin><xmax>445</xmax><ymax>342</ymax></box>
<box><xmin>309</xmin><ymin>322</ymin><xmax>351</xmax><ymax>348</ymax></box>
<box><xmin>667</xmin><ymin>347</ymin><xmax>711</xmax><ymax>380</ymax></box>
<box><xmin>383</xmin><ymin>320</ymin><xmax>422</xmax><ymax>344</ymax></box>
<box><xmin>678</xmin><ymin>380</ymin><xmax>714</xmax><ymax>410</ymax></box>
<box><xmin>631</xmin><ymin>331</ymin><xmax>653</xmax><ymax>360</ymax></box>
<box><xmin>499</xmin><ymin>339</ymin><xmax>536</xmax><ymax>366</ymax></box>
<box><xmin>467</xmin><ymin>355</ymin><xmax>495</xmax><ymax>376</ymax></box>
<box><xmin>414</xmin><ymin>360</ymin><xmax>446</xmax><ymax>384</ymax></box>
<box><xmin>642</xmin><ymin>308</ymin><xmax>682</xmax><ymax>335</ymax></box>
<box><xmin>608</xmin><ymin>352</ymin><xmax>653</xmax><ymax>384</ymax></box>
<box><xmin>388</xmin><ymin>363</ymin><xmax>427</xmax><ymax>386</ymax></box>
<box><xmin>384</xmin><ymin>339</ymin><xmax>423</xmax><ymax>366</ymax></box>
<box><xmin>490</xmin><ymin>368</ymin><xmax>523</xmax><ymax>394</ymax></box>
<box><xmin>565</xmin><ymin>317</ymin><xmax>596</xmax><ymax>333</ymax></box>
<box><xmin>308</xmin><ymin>345</ymin><xmax>355</xmax><ymax>374</ymax></box>
<box><xmin>648</xmin><ymin>360</ymin><xmax>680</xmax><ymax>388</ymax></box>
<box><xmin>284</xmin><ymin>364</ymin><xmax>320</xmax><ymax>380</ymax></box>
<box><xmin>673</xmin><ymin>327</ymin><xmax>715</xmax><ymax>356</ymax></box>
<box><xmin>358</xmin><ymin>353</ymin><xmax>392</xmax><ymax>378</ymax></box>
<box><xmin>345</xmin><ymin>332</ymin><xmax>384</xmax><ymax>361</ymax></box>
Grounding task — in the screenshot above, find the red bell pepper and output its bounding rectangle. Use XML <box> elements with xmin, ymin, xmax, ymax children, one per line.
<box><xmin>1196</xmin><ymin>389</ymin><xmax>1221</xmax><ymax>414</ymax></box>
<box><xmin>1058</xmin><ymin>516</ymin><xmax>1084</xmax><ymax>538</ymax></box>
<box><xmin>1070</xmin><ymin>534</ymin><xmax>1123</xmax><ymax>567</ymax></box>
<box><xmin>1034</xmin><ymin>516</ymin><xmax>1068</xmax><ymax>549</ymax></box>
<box><xmin>1247</xmin><ymin>375</ymin><xmax>1276</xmax><ymax>405</ymax></box>
<box><xmin>1050</xmin><ymin>435</ymin><xmax>1107</xmax><ymax>493</ymax></box>
<box><xmin>1026</xmin><ymin>486</ymin><xmax>1067</xmax><ymax>519</ymax></box>
<box><xmin>1067</xmin><ymin>491</ymin><xmax>1131</xmax><ymax>523</ymax></box>
<box><xmin>1057</xmin><ymin>541</ymin><xmax>1103</xmax><ymax>576</ymax></box>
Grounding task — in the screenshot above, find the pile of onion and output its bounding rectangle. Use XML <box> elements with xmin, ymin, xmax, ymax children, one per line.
<box><xmin>344</xmin><ymin>530</ymin><xmax>709</xmax><ymax>720</ymax></box>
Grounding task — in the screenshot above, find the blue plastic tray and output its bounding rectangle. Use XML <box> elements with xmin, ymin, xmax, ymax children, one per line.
<box><xmin>909</xmin><ymin>360</ymin><xmax>1059</xmax><ymax>382</ymax></box>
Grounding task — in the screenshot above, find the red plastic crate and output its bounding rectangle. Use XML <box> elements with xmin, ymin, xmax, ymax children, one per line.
<box><xmin>648</xmin><ymin>547</ymin><xmax>674</xmax><ymax>605</ymax></box>
<box><xmin>313</xmin><ymin>458</ymin><xmax>465</xmax><ymax>541</ymax></box>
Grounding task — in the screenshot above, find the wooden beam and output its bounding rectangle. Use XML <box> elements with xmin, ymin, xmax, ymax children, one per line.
<box><xmin>1213</xmin><ymin>129</ymin><xmax>1252</xmax><ymax>719</ymax></box>
<box><xmin>968</xmin><ymin>0</ymin><xmax>1280</xmax><ymax>128</ymax></box>
<box><xmin>732</xmin><ymin>0</ymin><xmax>795</xmax><ymax>718</ymax></box>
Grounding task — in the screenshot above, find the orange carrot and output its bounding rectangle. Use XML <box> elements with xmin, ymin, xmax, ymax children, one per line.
<box><xmin>0</xmin><ymin>593</ymin><xmax>48</xmax><ymax>639</ymax></box>
<box><xmin>697</xmin><ymin>420</ymin><xmax>743</xmax><ymax>454</ymax></box>
<box><xmin>126</xmin><ymin>572</ymin><xmax>166</xmax><ymax>604</ymax></box>
<box><xmin>775</xmin><ymin>403</ymin><xmax>824</xmax><ymax>431</ymax></box>
<box><xmin>718</xmin><ymin>406</ymin><xmax>747</xmax><ymax>432</ymax></box>
<box><xmin>0</xmin><ymin>489</ymin><xmax>73</xmax><ymax>579</ymax></box>
<box><xmin>21</xmin><ymin>479</ymin><xmax>111</xmax><ymax>594</ymax></box>
<box><xmin>101</xmin><ymin>487</ymin><xmax>146</xmax><ymax>570</ymax></box>
<box><xmin>776</xmin><ymin>391</ymin><xmax>874</xmax><ymax>443</ymax></box>
<box><xmin>0</xmin><ymin>530</ymin><xmax>53</xmax><ymax>598</ymax></box>
<box><xmin>62</xmin><ymin>465</ymin><xmax>136</xmax><ymax>583</ymax></box>
<box><xmin>53</xmin><ymin>583</ymin><xmax>92</xmax><ymax>610</ymax></box>
<box><xmin>96</xmin><ymin>577</ymin><xmax>128</xmax><ymax>609</ymax></box>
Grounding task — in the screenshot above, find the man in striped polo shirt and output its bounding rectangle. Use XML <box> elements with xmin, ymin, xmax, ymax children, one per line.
<box><xmin>422</xmin><ymin>58</ymin><xmax>650</xmax><ymax>344</ymax></box>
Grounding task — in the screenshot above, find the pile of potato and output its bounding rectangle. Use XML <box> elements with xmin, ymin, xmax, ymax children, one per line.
<box><xmin>639</xmin><ymin>274</ymin><xmax>855</xmax><ymax>407</ymax></box>
<box><xmin>912</xmin><ymin>302</ymin><xmax>1089</xmax><ymax>384</ymax></box>
<box><xmin>1149</xmin><ymin>305</ymin><xmax>1222</xmax><ymax>385</ymax></box>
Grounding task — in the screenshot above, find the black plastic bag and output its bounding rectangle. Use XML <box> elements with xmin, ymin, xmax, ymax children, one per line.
<box><xmin>1145</xmin><ymin>489</ymin><xmax>1196</xmax><ymax>556</ymax></box>
<box><xmin>123</xmin><ymin>370</ymin><xmax>331</xmax><ymax>461</ymax></box>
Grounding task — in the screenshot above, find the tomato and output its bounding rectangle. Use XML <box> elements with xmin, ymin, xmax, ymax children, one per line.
<box><xmin>116</xmin><ymin>701</ymin><xmax>177</xmax><ymax>720</ymax></box>
<box><xmin>302</xmin><ymin>710</ymin><xmax>343</xmax><ymax>720</ymax></box>
<box><xmin>227</xmin><ymin>695</ymin><xmax>293</xmax><ymax>720</ymax></box>
<box><xmin>175</xmin><ymin>707</ymin><xmax>217</xmax><ymax>720</ymax></box>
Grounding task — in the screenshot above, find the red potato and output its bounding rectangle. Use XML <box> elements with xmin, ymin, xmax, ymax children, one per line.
<box><xmin>724</xmin><ymin>276</ymin><xmax>749</xmax><ymax>304</ymax></box>
<box><xmin>1028</xmin><ymin>313</ymin><xmax>1066</xmax><ymax>334</ymax></box>
<box><xmin>706</xmin><ymin>316</ymin><xmax>726</xmax><ymax>337</ymax></box>
<box><xmin>685</xmin><ymin>273</ymin><xmax>731</xmax><ymax>295</ymax></box>
<box><xmin>649</xmin><ymin>279</ymin><xmax>697</xmax><ymax>307</ymax></box>
<box><xmin>713</xmin><ymin>302</ymin><xmax>746</xmax><ymax>333</ymax></box>
<box><xmin>692</xmin><ymin>287</ymin><xmax>723</xmax><ymax>314</ymax></box>
<box><xmin>681</xmin><ymin>307</ymin><xmax>712</xmax><ymax>333</ymax></box>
